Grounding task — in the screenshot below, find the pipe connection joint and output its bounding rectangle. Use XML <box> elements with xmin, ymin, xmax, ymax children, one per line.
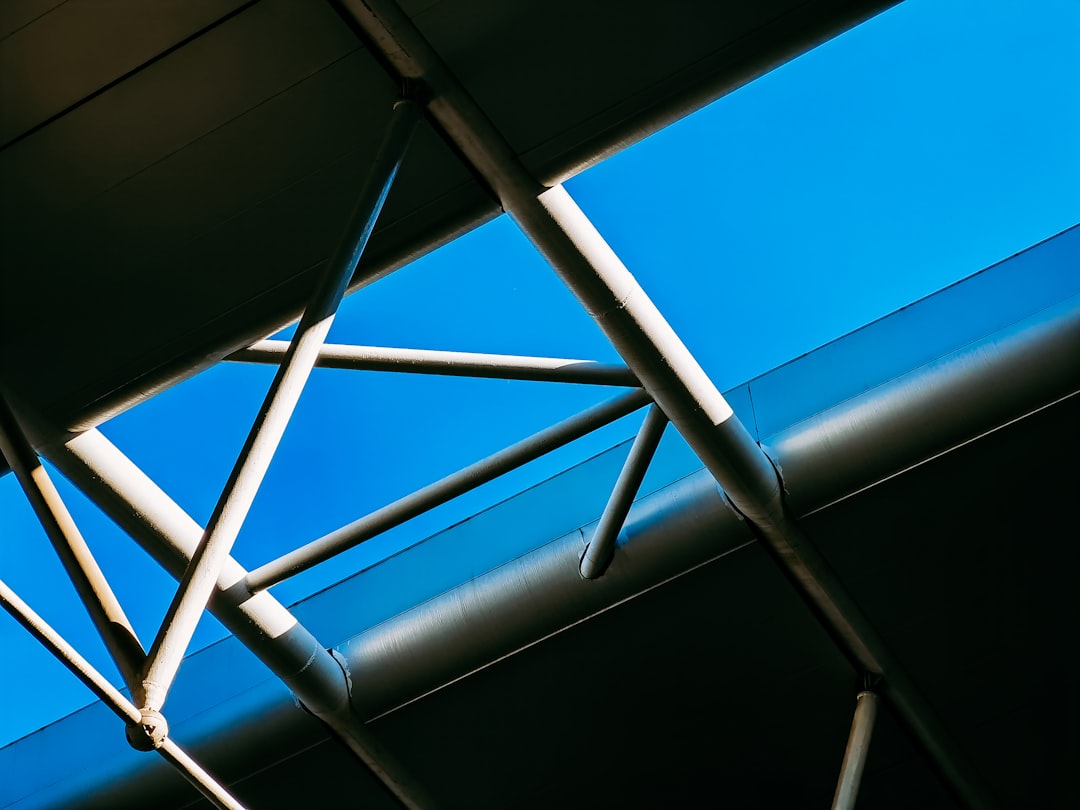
<box><xmin>125</xmin><ymin>709</ymin><xmax>169</xmax><ymax>751</ymax></box>
<box><xmin>579</xmin><ymin>541</ymin><xmax>615</xmax><ymax>580</ymax></box>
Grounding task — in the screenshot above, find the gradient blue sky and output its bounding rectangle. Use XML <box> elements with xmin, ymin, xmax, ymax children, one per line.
<box><xmin>1</xmin><ymin>0</ymin><xmax>1078</xmax><ymax>747</ymax></box>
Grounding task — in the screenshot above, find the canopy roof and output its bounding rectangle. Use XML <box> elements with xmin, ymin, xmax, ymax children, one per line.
<box><xmin>4</xmin><ymin>225</ymin><xmax>1078</xmax><ymax>807</ymax></box>
<box><xmin>3</xmin><ymin>1</ymin><xmax>1078</xmax><ymax>808</ymax></box>
<box><xmin>0</xmin><ymin>0</ymin><xmax>892</xmax><ymax>444</ymax></box>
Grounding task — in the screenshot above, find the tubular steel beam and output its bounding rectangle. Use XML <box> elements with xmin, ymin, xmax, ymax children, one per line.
<box><xmin>48</xmin><ymin>428</ymin><xmax>434</xmax><ymax>809</ymax></box>
<box><xmin>27</xmin><ymin>290</ymin><xmax>1077</xmax><ymax>806</ymax></box>
<box><xmin>244</xmin><ymin>388</ymin><xmax>653</xmax><ymax>593</ymax></box>
<box><xmin>579</xmin><ymin>404</ymin><xmax>666</xmax><ymax>579</ymax></box>
<box><xmin>156</xmin><ymin>739</ymin><xmax>248</xmax><ymax>810</ymax></box>
<box><xmin>230</xmin><ymin>339</ymin><xmax>640</xmax><ymax>387</ymax></box>
<box><xmin>832</xmin><ymin>690</ymin><xmax>879</xmax><ymax>810</ymax></box>
<box><xmin>334</xmin><ymin>3</ymin><xmax>997</xmax><ymax>806</ymax></box>
<box><xmin>342</xmin><ymin>295</ymin><xmax>1080</xmax><ymax>720</ymax></box>
<box><xmin>0</xmin><ymin>578</ymin><xmax>246</xmax><ymax>810</ymax></box>
<box><xmin>0</xmin><ymin>395</ymin><xmax>145</xmax><ymax>695</ymax></box>
<box><xmin>140</xmin><ymin>99</ymin><xmax>421</xmax><ymax>714</ymax></box>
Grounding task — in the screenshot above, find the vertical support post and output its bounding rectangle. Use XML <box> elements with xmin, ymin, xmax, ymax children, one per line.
<box><xmin>0</xmin><ymin>577</ymin><xmax>247</xmax><ymax>810</ymax></box>
<box><xmin>0</xmin><ymin>394</ymin><xmax>145</xmax><ymax>695</ymax></box>
<box><xmin>832</xmin><ymin>690</ymin><xmax>879</xmax><ymax>810</ymax></box>
<box><xmin>579</xmin><ymin>404</ymin><xmax>666</xmax><ymax>579</ymax></box>
<box><xmin>139</xmin><ymin>99</ymin><xmax>421</xmax><ymax>713</ymax></box>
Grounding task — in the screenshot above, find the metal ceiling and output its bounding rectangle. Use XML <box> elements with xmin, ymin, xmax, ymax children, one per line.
<box><xmin>0</xmin><ymin>0</ymin><xmax>894</xmax><ymax>444</ymax></box>
<box><xmin>2</xmin><ymin>0</ymin><xmax>1078</xmax><ymax>808</ymax></box>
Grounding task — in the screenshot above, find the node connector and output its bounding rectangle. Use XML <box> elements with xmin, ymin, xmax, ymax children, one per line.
<box><xmin>125</xmin><ymin>709</ymin><xmax>169</xmax><ymax>751</ymax></box>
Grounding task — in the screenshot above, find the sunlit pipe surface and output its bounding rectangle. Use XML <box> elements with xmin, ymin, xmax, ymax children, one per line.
<box><xmin>243</xmin><ymin>388</ymin><xmax>652</xmax><ymax>592</ymax></box>
<box><xmin>832</xmin><ymin>691</ymin><xmax>879</xmax><ymax>810</ymax></box>
<box><xmin>765</xmin><ymin>294</ymin><xmax>1080</xmax><ymax>516</ymax></box>
<box><xmin>15</xmin><ymin>279</ymin><xmax>1079</xmax><ymax>807</ymax></box>
<box><xmin>48</xmin><ymin>430</ymin><xmax>434</xmax><ymax>810</ymax></box>
<box><xmin>0</xmin><ymin>396</ymin><xmax>145</xmax><ymax>695</ymax></box>
<box><xmin>341</xmin><ymin>294</ymin><xmax>1080</xmax><ymax>715</ymax></box>
<box><xmin>335</xmin><ymin>3</ymin><xmax>995</xmax><ymax>805</ymax></box>
<box><xmin>141</xmin><ymin>100</ymin><xmax>422</xmax><ymax>717</ymax></box>
<box><xmin>0</xmin><ymin>579</ymin><xmax>246</xmax><ymax>810</ymax></box>
<box><xmin>339</xmin><ymin>295</ymin><xmax>1080</xmax><ymax>747</ymax></box>
<box><xmin>231</xmin><ymin>340</ymin><xmax>640</xmax><ymax>387</ymax></box>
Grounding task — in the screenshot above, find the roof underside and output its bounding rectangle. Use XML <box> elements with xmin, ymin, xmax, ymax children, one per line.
<box><xmin>0</xmin><ymin>0</ymin><xmax>894</xmax><ymax>446</ymax></box>
<box><xmin>4</xmin><ymin>226</ymin><xmax>1079</xmax><ymax>808</ymax></box>
<box><xmin>3</xmin><ymin>1</ymin><xmax>1078</xmax><ymax>809</ymax></box>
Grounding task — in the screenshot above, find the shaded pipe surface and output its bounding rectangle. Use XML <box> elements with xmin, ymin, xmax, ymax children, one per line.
<box><xmin>337</xmin><ymin>297</ymin><xmax>1078</xmax><ymax>807</ymax></box>
<box><xmin>580</xmin><ymin>404</ymin><xmax>667</xmax><ymax>579</ymax></box>
<box><xmin>46</xmin><ymin>430</ymin><xmax>432</xmax><ymax>809</ymax></box>
<box><xmin>17</xmin><ymin>293</ymin><xmax>1076</xmax><ymax>806</ymax></box>
<box><xmin>832</xmin><ymin>691</ymin><xmax>879</xmax><ymax>810</ymax></box>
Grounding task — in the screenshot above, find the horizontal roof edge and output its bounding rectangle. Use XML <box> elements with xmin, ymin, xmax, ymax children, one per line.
<box><xmin>3</xmin><ymin>226</ymin><xmax>1076</xmax><ymax>808</ymax></box>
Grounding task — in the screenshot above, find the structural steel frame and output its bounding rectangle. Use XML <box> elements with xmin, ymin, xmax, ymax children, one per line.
<box><xmin>0</xmin><ymin>1</ymin><xmax>1005</xmax><ymax>807</ymax></box>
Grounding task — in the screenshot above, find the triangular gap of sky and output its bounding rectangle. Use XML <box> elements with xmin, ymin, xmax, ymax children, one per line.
<box><xmin>1</xmin><ymin>0</ymin><xmax>1078</xmax><ymax>747</ymax></box>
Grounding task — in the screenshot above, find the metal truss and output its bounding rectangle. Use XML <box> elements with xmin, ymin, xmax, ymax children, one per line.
<box><xmin>0</xmin><ymin>0</ymin><xmax>999</xmax><ymax>807</ymax></box>
<box><xmin>1</xmin><ymin>92</ymin><xmax>428</xmax><ymax>810</ymax></box>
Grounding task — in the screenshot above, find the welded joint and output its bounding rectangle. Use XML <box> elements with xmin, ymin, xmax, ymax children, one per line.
<box><xmin>714</xmin><ymin>482</ymin><xmax>746</xmax><ymax>522</ymax></box>
<box><xmin>0</xmin><ymin>577</ymin><xmax>245</xmax><ymax>808</ymax></box>
<box><xmin>135</xmin><ymin>95</ymin><xmax>422</xmax><ymax>717</ymax></box>
<box><xmin>395</xmin><ymin>81</ymin><xmax>432</xmax><ymax>108</ymax></box>
<box><xmin>708</xmin><ymin>439</ymin><xmax>790</xmax><ymax>526</ymax></box>
<box><xmin>759</xmin><ymin>442</ymin><xmax>792</xmax><ymax>500</ymax></box>
<box><xmin>330</xmin><ymin>648</ymin><xmax>355</xmax><ymax>701</ymax></box>
<box><xmin>578</xmin><ymin>528</ymin><xmax>626</xmax><ymax>580</ymax></box>
<box><xmin>125</xmin><ymin>709</ymin><xmax>170</xmax><ymax>752</ymax></box>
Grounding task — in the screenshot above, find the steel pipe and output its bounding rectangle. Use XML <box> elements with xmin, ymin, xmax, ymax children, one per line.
<box><xmin>141</xmin><ymin>99</ymin><xmax>421</xmax><ymax>714</ymax></box>
<box><xmin>48</xmin><ymin>429</ymin><xmax>434</xmax><ymax>809</ymax></box>
<box><xmin>335</xmin><ymin>2</ymin><xmax>997</xmax><ymax>807</ymax></box>
<box><xmin>0</xmin><ymin>578</ymin><xmax>141</xmax><ymax>727</ymax></box>
<box><xmin>0</xmin><ymin>395</ymin><xmax>145</xmax><ymax>695</ymax></box>
<box><xmin>832</xmin><ymin>691</ymin><xmax>879</xmax><ymax>810</ymax></box>
<box><xmin>157</xmin><ymin>738</ymin><xmax>249</xmax><ymax>810</ymax></box>
<box><xmin>20</xmin><ymin>286</ymin><xmax>1077</xmax><ymax>804</ymax></box>
<box><xmin>230</xmin><ymin>339</ymin><xmax>640</xmax><ymax>387</ymax></box>
<box><xmin>345</xmin><ymin>469</ymin><xmax>752</xmax><ymax>721</ymax></box>
<box><xmin>244</xmin><ymin>388</ymin><xmax>653</xmax><ymax>593</ymax></box>
<box><xmin>765</xmin><ymin>294</ymin><xmax>1080</xmax><ymax>517</ymax></box>
<box><xmin>339</xmin><ymin>297</ymin><xmax>1080</xmax><ymax>735</ymax></box>
<box><xmin>579</xmin><ymin>404</ymin><xmax>666</xmax><ymax>579</ymax></box>
<box><xmin>0</xmin><ymin>577</ymin><xmax>247</xmax><ymax>810</ymax></box>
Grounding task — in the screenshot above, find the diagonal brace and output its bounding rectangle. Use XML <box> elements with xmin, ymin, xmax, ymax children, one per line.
<box><xmin>50</xmin><ymin>427</ymin><xmax>434</xmax><ymax>809</ymax></box>
<box><xmin>230</xmin><ymin>339</ymin><xmax>640</xmax><ymax>387</ymax></box>
<box><xmin>243</xmin><ymin>387</ymin><xmax>652</xmax><ymax>593</ymax></box>
<box><xmin>140</xmin><ymin>98</ymin><xmax>421</xmax><ymax>713</ymax></box>
<box><xmin>0</xmin><ymin>577</ymin><xmax>246</xmax><ymax>810</ymax></box>
<box><xmin>579</xmin><ymin>403</ymin><xmax>666</xmax><ymax>579</ymax></box>
<box><xmin>0</xmin><ymin>394</ymin><xmax>146</xmax><ymax>696</ymax></box>
<box><xmin>333</xmin><ymin>3</ymin><xmax>999</xmax><ymax>806</ymax></box>
<box><xmin>832</xmin><ymin>690</ymin><xmax>879</xmax><ymax>810</ymax></box>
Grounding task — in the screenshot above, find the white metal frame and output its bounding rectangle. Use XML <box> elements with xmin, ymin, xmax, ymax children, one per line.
<box><xmin>0</xmin><ymin>1</ymin><xmax>1004</xmax><ymax>806</ymax></box>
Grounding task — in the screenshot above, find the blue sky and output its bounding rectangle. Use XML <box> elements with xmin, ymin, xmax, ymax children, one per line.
<box><xmin>1</xmin><ymin>0</ymin><xmax>1078</xmax><ymax>747</ymax></box>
